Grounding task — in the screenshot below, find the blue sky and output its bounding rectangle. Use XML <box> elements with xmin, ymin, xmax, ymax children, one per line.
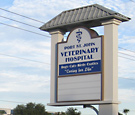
<box><xmin>0</xmin><ymin>0</ymin><xmax>14</xmax><ymax>7</ymax></box>
<box><xmin>0</xmin><ymin>0</ymin><xmax>135</xmax><ymax>115</ymax></box>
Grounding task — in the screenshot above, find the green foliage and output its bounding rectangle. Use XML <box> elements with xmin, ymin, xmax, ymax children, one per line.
<box><xmin>13</xmin><ymin>105</ymin><xmax>25</xmax><ymax>115</ymax></box>
<box><xmin>123</xmin><ymin>109</ymin><xmax>130</xmax><ymax>115</ymax></box>
<box><xmin>118</xmin><ymin>112</ymin><xmax>123</xmax><ymax>115</ymax></box>
<box><xmin>61</xmin><ymin>112</ymin><xmax>66</xmax><ymax>115</ymax></box>
<box><xmin>54</xmin><ymin>112</ymin><xmax>66</xmax><ymax>115</ymax></box>
<box><xmin>13</xmin><ymin>102</ymin><xmax>48</xmax><ymax>115</ymax></box>
<box><xmin>65</xmin><ymin>107</ymin><xmax>81</xmax><ymax>115</ymax></box>
<box><xmin>0</xmin><ymin>110</ymin><xmax>6</xmax><ymax>115</ymax></box>
<box><xmin>14</xmin><ymin>103</ymin><xmax>82</xmax><ymax>115</ymax></box>
<box><xmin>52</xmin><ymin>107</ymin><xmax>81</xmax><ymax>115</ymax></box>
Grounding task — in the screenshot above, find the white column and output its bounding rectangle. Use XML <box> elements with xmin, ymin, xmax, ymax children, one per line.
<box><xmin>49</xmin><ymin>30</ymin><xmax>65</xmax><ymax>103</ymax></box>
<box><xmin>99</xmin><ymin>104</ymin><xmax>118</xmax><ymax>115</ymax></box>
<box><xmin>99</xmin><ymin>19</ymin><xmax>121</xmax><ymax>115</ymax></box>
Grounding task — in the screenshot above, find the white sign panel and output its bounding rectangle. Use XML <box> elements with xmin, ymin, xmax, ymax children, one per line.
<box><xmin>57</xmin><ymin>27</ymin><xmax>103</xmax><ymax>102</ymax></box>
<box><xmin>58</xmin><ymin>28</ymin><xmax>102</xmax><ymax>76</ymax></box>
<box><xmin>58</xmin><ymin>74</ymin><xmax>102</xmax><ymax>102</ymax></box>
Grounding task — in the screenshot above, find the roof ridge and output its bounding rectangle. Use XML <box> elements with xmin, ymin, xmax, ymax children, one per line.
<box><xmin>62</xmin><ymin>4</ymin><xmax>96</xmax><ymax>13</ymax></box>
<box><xmin>93</xmin><ymin>4</ymin><xmax>130</xmax><ymax>19</ymax></box>
<box><xmin>61</xmin><ymin>4</ymin><xmax>117</xmax><ymax>15</ymax></box>
<box><xmin>93</xmin><ymin>4</ymin><xmax>117</xmax><ymax>14</ymax></box>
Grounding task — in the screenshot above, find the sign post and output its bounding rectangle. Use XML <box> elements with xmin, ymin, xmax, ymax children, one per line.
<box><xmin>40</xmin><ymin>4</ymin><xmax>130</xmax><ymax>115</ymax></box>
<box><xmin>49</xmin><ymin>30</ymin><xmax>65</xmax><ymax>103</ymax></box>
<box><xmin>99</xmin><ymin>19</ymin><xmax>121</xmax><ymax>115</ymax></box>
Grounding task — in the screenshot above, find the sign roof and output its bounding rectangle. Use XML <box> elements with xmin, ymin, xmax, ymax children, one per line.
<box><xmin>40</xmin><ymin>4</ymin><xmax>130</xmax><ymax>32</ymax></box>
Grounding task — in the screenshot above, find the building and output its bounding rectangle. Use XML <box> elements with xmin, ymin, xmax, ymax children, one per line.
<box><xmin>0</xmin><ymin>108</ymin><xmax>13</xmax><ymax>115</ymax></box>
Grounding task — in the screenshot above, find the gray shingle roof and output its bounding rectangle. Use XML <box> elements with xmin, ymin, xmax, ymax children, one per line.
<box><xmin>40</xmin><ymin>4</ymin><xmax>130</xmax><ymax>32</ymax></box>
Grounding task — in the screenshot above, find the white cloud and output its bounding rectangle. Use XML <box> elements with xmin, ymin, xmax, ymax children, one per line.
<box><xmin>118</xmin><ymin>53</ymin><xmax>135</xmax><ymax>79</ymax></box>
<box><xmin>0</xmin><ymin>71</ymin><xmax>50</xmax><ymax>93</ymax></box>
<box><xmin>0</xmin><ymin>38</ymin><xmax>50</xmax><ymax>58</ymax></box>
<box><xmin>119</xmin><ymin>89</ymin><xmax>135</xmax><ymax>102</ymax></box>
<box><xmin>119</xmin><ymin>35</ymin><xmax>135</xmax><ymax>44</ymax></box>
<box><xmin>9</xmin><ymin>0</ymin><xmax>87</xmax><ymax>22</ymax></box>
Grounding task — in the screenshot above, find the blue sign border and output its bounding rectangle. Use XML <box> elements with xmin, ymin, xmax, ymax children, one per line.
<box><xmin>57</xmin><ymin>27</ymin><xmax>104</xmax><ymax>103</ymax></box>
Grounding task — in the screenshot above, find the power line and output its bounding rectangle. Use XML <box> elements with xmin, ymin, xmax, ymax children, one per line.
<box><xmin>119</xmin><ymin>77</ymin><xmax>135</xmax><ymax>81</ymax></box>
<box><xmin>0</xmin><ymin>14</ymin><xmax>134</xmax><ymax>54</ymax></box>
<box><xmin>0</xmin><ymin>100</ymin><xmax>26</xmax><ymax>104</ymax></box>
<box><xmin>0</xmin><ymin>15</ymin><xmax>39</xmax><ymax>29</ymax></box>
<box><xmin>119</xmin><ymin>51</ymin><xmax>135</xmax><ymax>58</ymax></box>
<box><xmin>0</xmin><ymin>8</ymin><xmax>134</xmax><ymax>55</ymax></box>
<box><xmin>119</xmin><ymin>55</ymin><xmax>135</xmax><ymax>62</ymax></box>
<box><xmin>0</xmin><ymin>7</ymin><xmax>45</xmax><ymax>24</ymax></box>
<box><xmin>0</xmin><ymin>51</ymin><xmax>135</xmax><ymax>67</ymax></box>
<box><xmin>119</xmin><ymin>47</ymin><xmax>135</xmax><ymax>54</ymax></box>
<box><xmin>0</xmin><ymin>50</ymin><xmax>135</xmax><ymax>66</ymax></box>
<box><xmin>0</xmin><ymin>53</ymin><xmax>50</xmax><ymax>65</ymax></box>
<box><xmin>119</xmin><ymin>77</ymin><xmax>135</xmax><ymax>80</ymax></box>
<box><xmin>0</xmin><ymin>23</ymin><xmax>133</xmax><ymax>64</ymax></box>
<box><xmin>129</xmin><ymin>0</ymin><xmax>135</xmax><ymax>3</ymax></box>
<box><xmin>0</xmin><ymin>22</ymin><xmax>50</xmax><ymax>37</ymax></box>
<box><xmin>0</xmin><ymin>14</ymin><xmax>135</xmax><ymax>64</ymax></box>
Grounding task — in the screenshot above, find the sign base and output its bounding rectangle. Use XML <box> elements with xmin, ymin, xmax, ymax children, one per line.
<box><xmin>47</xmin><ymin>101</ymin><xmax>120</xmax><ymax>106</ymax></box>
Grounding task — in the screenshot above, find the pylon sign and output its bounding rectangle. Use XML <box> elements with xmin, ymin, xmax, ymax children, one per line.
<box><xmin>57</xmin><ymin>27</ymin><xmax>103</xmax><ymax>102</ymax></box>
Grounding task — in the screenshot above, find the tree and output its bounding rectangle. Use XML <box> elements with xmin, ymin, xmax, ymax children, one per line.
<box><xmin>54</xmin><ymin>112</ymin><xmax>66</xmax><ymax>115</ymax></box>
<box><xmin>13</xmin><ymin>102</ymin><xmax>50</xmax><ymax>115</ymax></box>
<box><xmin>65</xmin><ymin>107</ymin><xmax>81</xmax><ymax>115</ymax></box>
<box><xmin>123</xmin><ymin>109</ymin><xmax>130</xmax><ymax>115</ymax></box>
<box><xmin>0</xmin><ymin>110</ymin><xmax>6</xmax><ymax>115</ymax></box>
<box><xmin>118</xmin><ymin>112</ymin><xmax>123</xmax><ymax>115</ymax></box>
<box><xmin>13</xmin><ymin>104</ymin><xmax>25</xmax><ymax>115</ymax></box>
<box><xmin>61</xmin><ymin>112</ymin><xmax>66</xmax><ymax>115</ymax></box>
